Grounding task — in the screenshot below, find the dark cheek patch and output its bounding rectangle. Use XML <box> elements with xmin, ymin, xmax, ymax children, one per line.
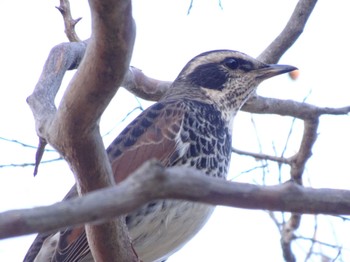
<box><xmin>188</xmin><ymin>63</ymin><xmax>227</xmax><ymax>90</ymax></box>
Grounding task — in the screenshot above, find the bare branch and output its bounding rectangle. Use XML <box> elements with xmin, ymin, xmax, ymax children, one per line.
<box><xmin>317</xmin><ymin>106</ymin><xmax>350</xmax><ymax>116</ymax></box>
<box><xmin>0</xmin><ymin>137</ymin><xmax>61</xmax><ymax>170</ymax></box>
<box><xmin>2</xmin><ymin>161</ymin><xmax>350</xmax><ymax>240</ymax></box>
<box><xmin>232</xmin><ymin>147</ymin><xmax>290</xmax><ymax>164</ymax></box>
<box><xmin>290</xmin><ymin>119</ymin><xmax>319</xmax><ymax>183</ymax></box>
<box><xmin>280</xmin><ymin>116</ymin><xmax>298</xmax><ymax>159</ymax></box>
<box><xmin>56</xmin><ymin>0</ymin><xmax>82</xmax><ymax>42</ymax></box>
<box><xmin>0</xmin><ymin>137</ymin><xmax>54</xmax><ymax>151</ymax></box>
<box><xmin>122</xmin><ymin>67</ymin><xmax>171</xmax><ymax>101</ymax></box>
<box><xmin>27</xmin><ymin>0</ymin><xmax>137</xmax><ymax>260</ymax></box>
<box><xmin>243</xmin><ymin>95</ymin><xmax>350</xmax><ymax>120</ymax></box>
<box><xmin>304</xmin><ymin>216</ymin><xmax>318</xmax><ymax>261</ymax></box>
<box><xmin>278</xmin><ymin>118</ymin><xmax>319</xmax><ymax>260</ymax></box>
<box><xmin>0</xmin><ymin>158</ymin><xmax>62</xmax><ymax>169</ymax></box>
<box><xmin>26</xmin><ymin>41</ymin><xmax>87</xmax><ymax>139</ymax></box>
<box><xmin>299</xmin><ymin>235</ymin><xmax>343</xmax><ymax>250</ymax></box>
<box><xmin>258</xmin><ymin>0</ymin><xmax>318</xmax><ymax>64</ymax></box>
<box><xmin>281</xmin><ymin>213</ymin><xmax>301</xmax><ymax>262</ymax></box>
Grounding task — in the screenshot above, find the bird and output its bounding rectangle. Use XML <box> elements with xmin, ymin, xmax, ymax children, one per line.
<box><xmin>24</xmin><ymin>49</ymin><xmax>296</xmax><ymax>262</ymax></box>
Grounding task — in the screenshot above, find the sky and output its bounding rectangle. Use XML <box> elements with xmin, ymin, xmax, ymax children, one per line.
<box><xmin>1</xmin><ymin>0</ymin><xmax>350</xmax><ymax>261</ymax></box>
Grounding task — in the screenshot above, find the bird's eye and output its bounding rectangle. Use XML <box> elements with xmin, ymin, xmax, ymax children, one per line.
<box><xmin>224</xmin><ymin>58</ymin><xmax>239</xmax><ymax>70</ymax></box>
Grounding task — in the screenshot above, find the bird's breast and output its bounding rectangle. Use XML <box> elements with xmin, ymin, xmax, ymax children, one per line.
<box><xmin>127</xmin><ymin>200</ymin><xmax>215</xmax><ymax>262</ymax></box>
<box><xmin>178</xmin><ymin>100</ymin><xmax>233</xmax><ymax>178</ymax></box>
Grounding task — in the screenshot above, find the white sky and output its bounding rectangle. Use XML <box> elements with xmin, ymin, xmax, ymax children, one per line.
<box><xmin>1</xmin><ymin>0</ymin><xmax>350</xmax><ymax>261</ymax></box>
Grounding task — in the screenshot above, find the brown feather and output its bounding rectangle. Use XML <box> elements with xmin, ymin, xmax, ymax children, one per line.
<box><xmin>107</xmin><ymin>101</ymin><xmax>185</xmax><ymax>182</ymax></box>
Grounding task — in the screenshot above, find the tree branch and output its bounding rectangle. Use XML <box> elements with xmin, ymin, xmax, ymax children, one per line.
<box><xmin>281</xmin><ymin>213</ymin><xmax>300</xmax><ymax>262</ymax></box>
<box><xmin>279</xmin><ymin>118</ymin><xmax>319</xmax><ymax>261</ymax></box>
<box><xmin>290</xmin><ymin>118</ymin><xmax>319</xmax><ymax>183</ymax></box>
<box><xmin>122</xmin><ymin>66</ymin><xmax>172</xmax><ymax>101</ymax></box>
<box><xmin>232</xmin><ymin>147</ymin><xmax>290</xmax><ymax>164</ymax></box>
<box><xmin>253</xmin><ymin>3</ymin><xmax>322</xmax><ymax>259</ymax></box>
<box><xmin>257</xmin><ymin>0</ymin><xmax>318</xmax><ymax>64</ymax></box>
<box><xmin>27</xmin><ymin>0</ymin><xmax>137</xmax><ymax>260</ymax></box>
<box><xmin>56</xmin><ymin>0</ymin><xmax>82</xmax><ymax>42</ymax></box>
<box><xmin>243</xmin><ymin>95</ymin><xmax>350</xmax><ymax>120</ymax></box>
<box><xmin>1</xmin><ymin>161</ymin><xmax>350</xmax><ymax>240</ymax></box>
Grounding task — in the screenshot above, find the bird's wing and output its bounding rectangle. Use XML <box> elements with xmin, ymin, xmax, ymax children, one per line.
<box><xmin>107</xmin><ymin>100</ymin><xmax>188</xmax><ymax>182</ymax></box>
<box><xmin>24</xmin><ymin>100</ymin><xmax>189</xmax><ymax>262</ymax></box>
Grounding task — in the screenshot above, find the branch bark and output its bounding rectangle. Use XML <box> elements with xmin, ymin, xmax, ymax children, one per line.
<box><xmin>27</xmin><ymin>0</ymin><xmax>137</xmax><ymax>261</ymax></box>
<box><xmin>2</xmin><ymin>160</ymin><xmax>350</xmax><ymax>240</ymax></box>
<box><xmin>257</xmin><ymin>0</ymin><xmax>318</xmax><ymax>64</ymax></box>
<box><xmin>56</xmin><ymin>0</ymin><xmax>82</xmax><ymax>42</ymax></box>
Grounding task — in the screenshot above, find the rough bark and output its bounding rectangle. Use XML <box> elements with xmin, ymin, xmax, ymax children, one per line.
<box><xmin>2</xmin><ymin>161</ymin><xmax>350</xmax><ymax>239</ymax></box>
<box><xmin>27</xmin><ymin>0</ymin><xmax>138</xmax><ymax>261</ymax></box>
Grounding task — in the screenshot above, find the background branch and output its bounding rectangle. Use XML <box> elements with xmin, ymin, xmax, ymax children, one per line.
<box><xmin>257</xmin><ymin>0</ymin><xmax>318</xmax><ymax>64</ymax></box>
<box><xmin>232</xmin><ymin>147</ymin><xmax>290</xmax><ymax>164</ymax></box>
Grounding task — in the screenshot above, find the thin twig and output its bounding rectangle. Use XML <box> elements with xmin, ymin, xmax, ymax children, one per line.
<box><xmin>56</xmin><ymin>0</ymin><xmax>82</xmax><ymax>42</ymax></box>
<box><xmin>232</xmin><ymin>147</ymin><xmax>290</xmax><ymax>164</ymax></box>
<box><xmin>102</xmin><ymin>105</ymin><xmax>143</xmax><ymax>137</ymax></box>
<box><xmin>304</xmin><ymin>215</ymin><xmax>318</xmax><ymax>261</ymax></box>
<box><xmin>0</xmin><ymin>158</ymin><xmax>62</xmax><ymax>169</ymax></box>
<box><xmin>187</xmin><ymin>0</ymin><xmax>194</xmax><ymax>15</ymax></box>
<box><xmin>298</xmin><ymin>236</ymin><xmax>344</xmax><ymax>250</ymax></box>
<box><xmin>0</xmin><ymin>137</ymin><xmax>55</xmax><ymax>152</ymax></box>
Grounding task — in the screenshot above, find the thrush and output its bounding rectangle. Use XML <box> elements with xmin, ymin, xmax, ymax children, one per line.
<box><xmin>24</xmin><ymin>50</ymin><xmax>296</xmax><ymax>262</ymax></box>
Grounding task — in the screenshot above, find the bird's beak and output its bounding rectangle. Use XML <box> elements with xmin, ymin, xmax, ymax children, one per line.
<box><xmin>256</xmin><ymin>64</ymin><xmax>298</xmax><ymax>80</ymax></box>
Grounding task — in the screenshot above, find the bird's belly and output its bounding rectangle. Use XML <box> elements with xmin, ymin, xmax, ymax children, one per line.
<box><xmin>127</xmin><ymin>200</ymin><xmax>215</xmax><ymax>262</ymax></box>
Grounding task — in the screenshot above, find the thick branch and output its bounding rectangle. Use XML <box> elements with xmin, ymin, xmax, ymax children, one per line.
<box><xmin>1</xmin><ymin>161</ymin><xmax>350</xmax><ymax>240</ymax></box>
<box><xmin>59</xmin><ymin>1</ymin><xmax>135</xmax><ymax>261</ymax></box>
<box><xmin>27</xmin><ymin>0</ymin><xmax>137</xmax><ymax>260</ymax></box>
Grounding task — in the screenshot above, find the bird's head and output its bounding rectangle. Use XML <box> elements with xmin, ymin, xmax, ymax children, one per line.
<box><xmin>169</xmin><ymin>50</ymin><xmax>297</xmax><ymax>120</ymax></box>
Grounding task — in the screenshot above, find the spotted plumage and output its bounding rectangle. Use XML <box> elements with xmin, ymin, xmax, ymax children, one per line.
<box><xmin>24</xmin><ymin>50</ymin><xmax>296</xmax><ymax>262</ymax></box>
